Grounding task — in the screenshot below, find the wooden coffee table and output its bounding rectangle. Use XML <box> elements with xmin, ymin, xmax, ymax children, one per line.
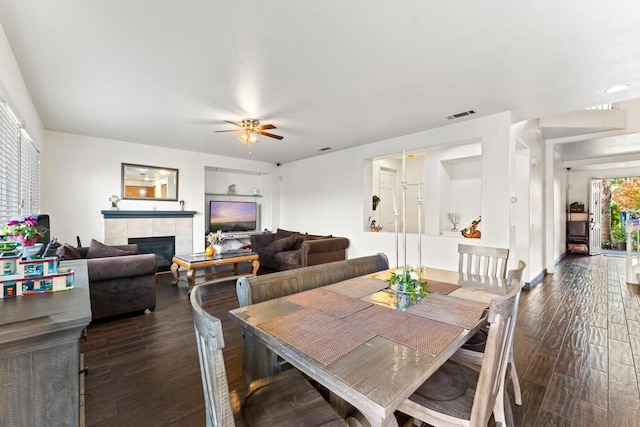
<box><xmin>171</xmin><ymin>251</ymin><xmax>259</xmax><ymax>291</ymax></box>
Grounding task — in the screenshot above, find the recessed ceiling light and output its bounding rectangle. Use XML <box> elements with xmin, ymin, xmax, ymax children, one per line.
<box><xmin>605</xmin><ymin>84</ymin><xmax>629</xmax><ymax>93</ymax></box>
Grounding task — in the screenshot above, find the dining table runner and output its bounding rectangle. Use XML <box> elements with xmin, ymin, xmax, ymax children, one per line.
<box><xmin>258</xmin><ymin>307</ymin><xmax>378</xmax><ymax>365</ymax></box>
<box><xmin>407</xmin><ymin>293</ymin><xmax>488</xmax><ymax>329</ymax></box>
<box><xmin>343</xmin><ymin>304</ymin><xmax>464</xmax><ymax>357</ymax></box>
<box><xmin>424</xmin><ymin>280</ymin><xmax>462</xmax><ymax>295</ymax></box>
<box><xmin>285</xmin><ymin>287</ymin><xmax>373</xmax><ymax>319</ymax></box>
<box><xmin>324</xmin><ymin>276</ymin><xmax>390</xmax><ymax>298</ymax></box>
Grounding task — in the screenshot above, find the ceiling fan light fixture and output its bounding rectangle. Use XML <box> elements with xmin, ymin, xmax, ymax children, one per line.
<box><xmin>247</xmin><ymin>133</ymin><xmax>259</xmax><ymax>144</ymax></box>
<box><xmin>218</xmin><ymin>118</ymin><xmax>281</xmax><ymax>144</ymax></box>
<box><xmin>239</xmin><ymin>131</ymin><xmax>259</xmax><ymax>145</ymax></box>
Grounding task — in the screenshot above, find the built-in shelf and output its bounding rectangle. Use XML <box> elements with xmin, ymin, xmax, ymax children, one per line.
<box><xmin>205</xmin><ymin>193</ymin><xmax>263</xmax><ymax>198</ymax></box>
<box><xmin>101</xmin><ymin>210</ymin><xmax>197</xmax><ymax>219</ymax></box>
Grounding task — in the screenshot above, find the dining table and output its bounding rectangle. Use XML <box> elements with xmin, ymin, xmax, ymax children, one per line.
<box><xmin>228</xmin><ymin>266</ymin><xmax>510</xmax><ymax>427</ymax></box>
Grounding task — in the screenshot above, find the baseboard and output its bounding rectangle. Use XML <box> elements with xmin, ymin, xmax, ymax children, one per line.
<box><xmin>524</xmin><ymin>268</ymin><xmax>547</xmax><ymax>289</ymax></box>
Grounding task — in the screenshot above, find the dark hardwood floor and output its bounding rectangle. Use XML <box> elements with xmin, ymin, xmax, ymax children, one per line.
<box><xmin>81</xmin><ymin>254</ymin><xmax>640</xmax><ymax>426</ymax></box>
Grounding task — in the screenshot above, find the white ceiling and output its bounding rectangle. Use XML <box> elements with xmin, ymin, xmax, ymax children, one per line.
<box><xmin>2</xmin><ymin>0</ymin><xmax>640</xmax><ymax>165</ymax></box>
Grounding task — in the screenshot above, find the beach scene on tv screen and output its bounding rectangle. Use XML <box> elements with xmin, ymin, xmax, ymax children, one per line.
<box><xmin>210</xmin><ymin>202</ymin><xmax>257</xmax><ymax>232</ymax></box>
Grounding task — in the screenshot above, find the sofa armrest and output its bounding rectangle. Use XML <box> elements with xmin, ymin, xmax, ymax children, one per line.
<box><xmin>87</xmin><ymin>253</ymin><xmax>157</xmax><ymax>282</ymax></box>
<box><xmin>302</xmin><ymin>237</ymin><xmax>349</xmax><ymax>254</ymax></box>
<box><xmin>250</xmin><ymin>233</ymin><xmax>276</xmax><ymax>253</ymax></box>
<box><xmin>300</xmin><ymin>237</ymin><xmax>349</xmax><ymax>266</ymax></box>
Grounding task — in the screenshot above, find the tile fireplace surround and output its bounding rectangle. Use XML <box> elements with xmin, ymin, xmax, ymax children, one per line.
<box><xmin>101</xmin><ymin>210</ymin><xmax>196</xmax><ymax>256</ymax></box>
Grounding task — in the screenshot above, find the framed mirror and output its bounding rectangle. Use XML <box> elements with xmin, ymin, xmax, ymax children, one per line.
<box><xmin>121</xmin><ymin>163</ymin><xmax>179</xmax><ymax>201</ymax></box>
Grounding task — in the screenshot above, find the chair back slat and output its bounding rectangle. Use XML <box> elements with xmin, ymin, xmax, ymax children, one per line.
<box><xmin>458</xmin><ymin>244</ymin><xmax>509</xmax><ymax>278</ymax></box>
<box><xmin>469</xmin><ymin>279</ymin><xmax>522</xmax><ymax>424</ymax></box>
<box><xmin>191</xmin><ymin>285</ymin><xmax>236</xmax><ymax>427</ymax></box>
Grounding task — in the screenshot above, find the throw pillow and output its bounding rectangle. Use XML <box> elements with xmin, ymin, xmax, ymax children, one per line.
<box><xmin>275</xmin><ymin>228</ymin><xmax>299</xmax><ymax>240</ymax></box>
<box><xmin>86</xmin><ymin>239</ymin><xmax>134</xmax><ymax>259</ymax></box>
<box><xmin>55</xmin><ymin>244</ymin><xmax>81</xmax><ymax>260</ymax></box>
<box><xmin>264</xmin><ymin>236</ymin><xmax>297</xmax><ymax>253</ymax></box>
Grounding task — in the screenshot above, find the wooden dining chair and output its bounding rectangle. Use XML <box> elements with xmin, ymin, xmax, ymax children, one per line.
<box><xmin>458</xmin><ymin>244</ymin><xmax>510</xmax><ymax>278</ymax></box>
<box><xmin>397</xmin><ymin>273</ymin><xmax>522</xmax><ymax>427</ymax></box>
<box><xmin>455</xmin><ymin>259</ymin><xmax>526</xmax><ymax>412</ymax></box>
<box><xmin>190</xmin><ymin>283</ymin><xmax>348</xmax><ymax>427</ymax></box>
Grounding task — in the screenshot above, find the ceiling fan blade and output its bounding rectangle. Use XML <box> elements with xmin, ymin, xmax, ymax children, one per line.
<box><xmin>259</xmin><ymin>131</ymin><xmax>284</xmax><ymax>140</ymax></box>
<box><xmin>223</xmin><ymin>120</ymin><xmax>243</xmax><ymax>127</ymax></box>
<box><xmin>214</xmin><ymin>129</ymin><xmax>241</xmax><ymax>133</ymax></box>
<box><xmin>258</xmin><ymin>124</ymin><xmax>276</xmax><ymax>130</ymax></box>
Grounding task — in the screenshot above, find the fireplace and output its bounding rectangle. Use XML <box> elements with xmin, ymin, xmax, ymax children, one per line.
<box><xmin>129</xmin><ymin>236</ymin><xmax>175</xmax><ymax>272</ymax></box>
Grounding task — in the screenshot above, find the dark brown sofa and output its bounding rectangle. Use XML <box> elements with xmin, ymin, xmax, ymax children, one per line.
<box><xmin>250</xmin><ymin>228</ymin><xmax>349</xmax><ymax>272</ymax></box>
<box><xmin>57</xmin><ymin>240</ymin><xmax>157</xmax><ymax>320</ymax></box>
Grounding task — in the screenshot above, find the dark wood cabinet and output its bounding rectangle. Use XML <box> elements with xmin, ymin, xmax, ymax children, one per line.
<box><xmin>0</xmin><ymin>260</ymin><xmax>91</xmax><ymax>426</ymax></box>
<box><xmin>567</xmin><ymin>212</ymin><xmax>590</xmax><ymax>254</ymax></box>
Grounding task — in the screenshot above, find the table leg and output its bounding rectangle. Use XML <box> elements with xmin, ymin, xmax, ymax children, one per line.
<box><xmin>241</xmin><ymin>329</ymin><xmax>278</xmax><ymax>391</ymax></box>
<box><xmin>170</xmin><ymin>263</ymin><xmax>180</xmax><ymax>285</ymax></box>
<box><xmin>330</xmin><ymin>392</ymin><xmax>354</xmax><ymax>419</ymax></box>
<box><xmin>330</xmin><ymin>393</ymin><xmax>398</xmax><ymax>427</ymax></box>
<box><xmin>186</xmin><ymin>269</ymin><xmax>196</xmax><ymax>292</ymax></box>
<box><xmin>251</xmin><ymin>259</ymin><xmax>260</xmax><ymax>276</ymax></box>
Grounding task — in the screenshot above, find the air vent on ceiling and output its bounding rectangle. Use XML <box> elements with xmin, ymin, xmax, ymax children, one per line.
<box><xmin>447</xmin><ymin>110</ymin><xmax>476</xmax><ymax>120</ymax></box>
<box><xmin>318</xmin><ymin>146</ymin><xmax>332</xmax><ymax>152</ymax></box>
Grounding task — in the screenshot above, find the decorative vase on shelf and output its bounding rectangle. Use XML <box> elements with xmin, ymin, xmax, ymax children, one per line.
<box><xmin>213</xmin><ymin>244</ymin><xmax>223</xmax><ymax>255</ymax></box>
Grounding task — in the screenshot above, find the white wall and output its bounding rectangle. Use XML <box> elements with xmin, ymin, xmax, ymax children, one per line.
<box><xmin>512</xmin><ymin>120</ymin><xmax>546</xmax><ymax>283</ymax></box>
<box><xmin>279</xmin><ymin>112</ymin><xmax>514</xmax><ymax>271</ymax></box>
<box><xmin>0</xmin><ymin>24</ymin><xmax>43</xmax><ymax>148</ymax></box>
<box><xmin>41</xmin><ymin>131</ymin><xmax>277</xmax><ymax>251</ymax></box>
<box><xmin>554</xmin><ymin>150</ymin><xmax>567</xmax><ymax>264</ymax></box>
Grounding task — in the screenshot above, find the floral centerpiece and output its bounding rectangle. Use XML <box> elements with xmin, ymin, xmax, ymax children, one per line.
<box><xmin>206</xmin><ymin>230</ymin><xmax>226</xmax><ymax>254</ymax></box>
<box><xmin>3</xmin><ymin>216</ymin><xmax>47</xmax><ymax>246</ymax></box>
<box><xmin>207</xmin><ymin>230</ymin><xmax>226</xmax><ymax>246</ymax></box>
<box><xmin>387</xmin><ymin>265</ymin><xmax>429</xmax><ymax>305</ymax></box>
<box><xmin>387</xmin><ymin>265</ymin><xmax>429</xmax><ymax>310</ymax></box>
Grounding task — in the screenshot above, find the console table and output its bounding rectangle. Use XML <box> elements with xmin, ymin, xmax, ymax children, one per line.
<box><xmin>0</xmin><ymin>259</ymin><xmax>91</xmax><ymax>426</ymax></box>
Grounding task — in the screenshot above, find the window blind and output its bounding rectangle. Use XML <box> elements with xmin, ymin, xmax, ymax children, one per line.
<box><xmin>0</xmin><ymin>99</ymin><xmax>20</xmax><ymax>225</ymax></box>
<box><xmin>20</xmin><ymin>130</ymin><xmax>40</xmax><ymax>215</ymax></box>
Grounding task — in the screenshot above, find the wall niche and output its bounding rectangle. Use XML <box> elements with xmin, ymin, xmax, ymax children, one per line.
<box><xmin>425</xmin><ymin>139</ymin><xmax>482</xmax><ymax>236</ymax></box>
<box><xmin>368</xmin><ymin>139</ymin><xmax>481</xmax><ymax>236</ymax></box>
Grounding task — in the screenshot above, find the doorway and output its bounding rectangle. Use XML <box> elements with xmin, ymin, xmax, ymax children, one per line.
<box><xmin>596</xmin><ymin>176</ymin><xmax>640</xmax><ymax>253</ymax></box>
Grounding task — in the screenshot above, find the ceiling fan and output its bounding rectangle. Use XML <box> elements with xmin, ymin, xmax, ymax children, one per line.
<box><xmin>215</xmin><ymin>119</ymin><xmax>283</xmax><ymax>145</ymax></box>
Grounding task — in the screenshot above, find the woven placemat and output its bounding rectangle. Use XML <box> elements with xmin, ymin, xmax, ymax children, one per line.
<box><xmin>285</xmin><ymin>287</ymin><xmax>372</xmax><ymax>318</ymax></box>
<box><xmin>425</xmin><ymin>280</ymin><xmax>461</xmax><ymax>295</ymax></box>
<box><xmin>258</xmin><ymin>308</ymin><xmax>377</xmax><ymax>365</ymax></box>
<box><xmin>344</xmin><ymin>304</ymin><xmax>463</xmax><ymax>356</ymax></box>
<box><xmin>407</xmin><ymin>293</ymin><xmax>488</xmax><ymax>329</ymax></box>
<box><xmin>325</xmin><ymin>276</ymin><xmax>389</xmax><ymax>298</ymax></box>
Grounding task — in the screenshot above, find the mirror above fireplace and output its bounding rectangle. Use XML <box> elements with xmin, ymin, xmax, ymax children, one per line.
<box><xmin>121</xmin><ymin>163</ymin><xmax>179</xmax><ymax>201</ymax></box>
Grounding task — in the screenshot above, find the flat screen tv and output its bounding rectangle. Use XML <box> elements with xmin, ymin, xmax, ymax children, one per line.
<box><xmin>209</xmin><ymin>201</ymin><xmax>257</xmax><ymax>233</ymax></box>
